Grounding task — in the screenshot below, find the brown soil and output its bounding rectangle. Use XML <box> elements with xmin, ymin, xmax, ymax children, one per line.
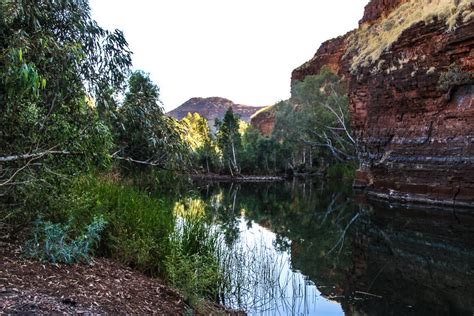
<box><xmin>0</xmin><ymin>242</ymin><xmax>237</xmax><ymax>315</ymax></box>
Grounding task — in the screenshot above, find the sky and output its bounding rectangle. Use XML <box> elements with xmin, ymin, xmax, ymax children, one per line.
<box><xmin>89</xmin><ymin>0</ymin><xmax>368</xmax><ymax>112</ymax></box>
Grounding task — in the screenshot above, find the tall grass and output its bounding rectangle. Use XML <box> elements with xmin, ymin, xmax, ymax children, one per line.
<box><xmin>216</xmin><ymin>224</ymin><xmax>320</xmax><ymax>315</ymax></box>
<box><xmin>166</xmin><ymin>217</ymin><xmax>223</xmax><ymax>306</ymax></box>
<box><xmin>164</xmin><ymin>196</ymin><xmax>316</xmax><ymax>312</ymax></box>
<box><xmin>57</xmin><ymin>176</ymin><xmax>176</xmax><ymax>276</ymax></box>
<box><xmin>56</xmin><ymin>179</ymin><xmax>229</xmax><ymax>309</ymax></box>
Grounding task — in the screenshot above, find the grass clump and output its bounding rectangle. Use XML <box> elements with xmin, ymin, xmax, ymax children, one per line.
<box><xmin>346</xmin><ymin>0</ymin><xmax>473</xmax><ymax>72</ymax></box>
<box><xmin>165</xmin><ymin>197</ymin><xmax>226</xmax><ymax>306</ymax></box>
<box><xmin>165</xmin><ymin>217</ymin><xmax>223</xmax><ymax>306</ymax></box>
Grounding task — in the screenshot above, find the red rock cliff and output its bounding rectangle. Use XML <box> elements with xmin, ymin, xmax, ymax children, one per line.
<box><xmin>292</xmin><ymin>33</ymin><xmax>351</xmax><ymax>82</ymax></box>
<box><xmin>359</xmin><ymin>0</ymin><xmax>410</xmax><ymax>24</ymax></box>
<box><xmin>292</xmin><ymin>0</ymin><xmax>474</xmax><ymax>207</ymax></box>
<box><xmin>250</xmin><ymin>106</ymin><xmax>275</xmax><ymax>136</ymax></box>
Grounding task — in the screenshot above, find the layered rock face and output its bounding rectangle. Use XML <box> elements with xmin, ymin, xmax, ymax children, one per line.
<box><xmin>292</xmin><ymin>34</ymin><xmax>351</xmax><ymax>82</ymax></box>
<box><xmin>352</xmin><ymin>20</ymin><xmax>474</xmax><ymax>207</ymax></box>
<box><xmin>292</xmin><ymin>0</ymin><xmax>474</xmax><ymax>206</ymax></box>
<box><xmin>359</xmin><ymin>0</ymin><xmax>410</xmax><ymax>24</ymax></box>
<box><xmin>167</xmin><ymin>97</ymin><xmax>263</xmax><ymax>132</ymax></box>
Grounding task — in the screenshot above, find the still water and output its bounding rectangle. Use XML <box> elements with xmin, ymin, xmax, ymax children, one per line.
<box><xmin>186</xmin><ymin>180</ymin><xmax>474</xmax><ymax>315</ymax></box>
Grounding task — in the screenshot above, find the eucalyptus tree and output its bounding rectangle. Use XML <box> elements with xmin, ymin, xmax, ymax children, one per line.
<box><xmin>180</xmin><ymin>113</ymin><xmax>217</xmax><ymax>173</ymax></box>
<box><xmin>271</xmin><ymin>100</ymin><xmax>304</xmax><ymax>170</ymax></box>
<box><xmin>116</xmin><ymin>71</ymin><xmax>189</xmax><ymax>171</ymax></box>
<box><xmin>291</xmin><ymin>68</ymin><xmax>356</xmax><ymax>163</ymax></box>
<box><xmin>270</xmin><ymin>68</ymin><xmax>356</xmax><ymax>173</ymax></box>
<box><xmin>0</xmin><ymin>0</ymin><xmax>132</xmax><ymax>210</ymax></box>
<box><xmin>215</xmin><ymin>107</ymin><xmax>242</xmax><ymax>175</ymax></box>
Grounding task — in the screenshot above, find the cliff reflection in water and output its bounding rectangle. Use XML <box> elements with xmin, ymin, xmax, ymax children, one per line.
<box><xmin>337</xmin><ymin>202</ymin><xmax>474</xmax><ymax>316</ymax></box>
<box><xmin>192</xmin><ymin>180</ymin><xmax>474</xmax><ymax>315</ymax></box>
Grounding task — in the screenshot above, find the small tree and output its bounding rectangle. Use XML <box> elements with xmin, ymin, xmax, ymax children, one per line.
<box><xmin>291</xmin><ymin>68</ymin><xmax>356</xmax><ymax>163</ymax></box>
<box><xmin>215</xmin><ymin>107</ymin><xmax>242</xmax><ymax>175</ymax></box>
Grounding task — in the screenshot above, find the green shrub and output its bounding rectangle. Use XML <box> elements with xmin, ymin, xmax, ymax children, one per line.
<box><xmin>326</xmin><ymin>162</ymin><xmax>357</xmax><ymax>180</ymax></box>
<box><xmin>438</xmin><ymin>64</ymin><xmax>473</xmax><ymax>92</ymax></box>
<box><xmin>60</xmin><ymin>176</ymin><xmax>176</xmax><ymax>276</ymax></box>
<box><xmin>24</xmin><ymin>215</ymin><xmax>106</xmax><ymax>264</ymax></box>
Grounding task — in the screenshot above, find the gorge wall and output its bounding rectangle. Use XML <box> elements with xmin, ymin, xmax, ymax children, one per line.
<box><xmin>291</xmin><ymin>0</ymin><xmax>474</xmax><ymax>207</ymax></box>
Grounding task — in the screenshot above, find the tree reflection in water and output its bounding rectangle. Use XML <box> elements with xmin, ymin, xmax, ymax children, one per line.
<box><xmin>182</xmin><ymin>180</ymin><xmax>474</xmax><ymax>315</ymax></box>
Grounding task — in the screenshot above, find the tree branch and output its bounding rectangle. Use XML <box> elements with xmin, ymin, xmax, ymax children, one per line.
<box><xmin>0</xmin><ymin>150</ymin><xmax>72</xmax><ymax>162</ymax></box>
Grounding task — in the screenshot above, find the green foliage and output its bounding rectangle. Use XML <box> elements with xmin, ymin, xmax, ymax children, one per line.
<box><xmin>0</xmin><ymin>0</ymin><xmax>131</xmax><ymax>209</ymax></box>
<box><xmin>269</xmin><ymin>68</ymin><xmax>356</xmax><ymax>174</ymax></box>
<box><xmin>240</xmin><ymin>126</ymin><xmax>282</xmax><ymax>174</ymax></box>
<box><xmin>117</xmin><ymin>71</ymin><xmax>189</xmax><ymax>171</ymax></box>
<box><xmin>24</xmin><ymin>216</ymin><xmax>107</xmax><ymax>264</ymax></box>
<box><xmin>326</xmin><ymin>161</ymin><xmax>357</xmax><ymax>181</ymax></box>
<box><xmin>59</xmin><ymin>176</ymin><xmax>176</xmax><ymax>275</ymax></box>
<box><xmin>50</xmin><ymin>176</ymin><xmax>226</xmax><ymax>304</ymax></box>
<box><xmin>438</xmin><ymin>63</ymin><xmax>473</xmax><ymax>92</ymax></box>
<box><xmin>181</xmin><ymin>113</ymin><xmax>212</xmax><ymax>151</ymax></box>
<box><xmin>180</xmin><ymin>113</ymin><xmax>219</xmax><ymax>173</ymax></box>
<box><xmin>215</xmin><ymin>107</ymin><xmax>242</xmax><ymax>174</ymax></box>
<box><xmin>182</xmin><ymin>72</ymin><xmax>355</xmax><ymax>176</ymax></box>
<box><xmin>165</xmin><ymin>217</ymin><xmax>223</xmax><ymax>304</ymax></box>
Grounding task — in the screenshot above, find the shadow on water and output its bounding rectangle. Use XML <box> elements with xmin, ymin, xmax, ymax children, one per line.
<box><xmin>185</xmin><ymin>179</ymin><xmax>474</xmax><ymax>315</ymax></box>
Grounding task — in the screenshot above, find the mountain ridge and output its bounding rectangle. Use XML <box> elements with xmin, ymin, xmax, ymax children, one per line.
<box><xmin>167</xmin><ymin>97</ymin><xmax>264</xmax><ymax>131</ymax></box>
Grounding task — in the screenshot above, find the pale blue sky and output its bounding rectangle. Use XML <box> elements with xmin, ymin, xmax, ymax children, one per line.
<box><xmin>90</xmin><ymin>0</ymin><xmax>368</xmax><ymax>111</ymax></box>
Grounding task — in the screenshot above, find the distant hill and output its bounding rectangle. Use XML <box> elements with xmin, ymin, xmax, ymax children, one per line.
<box><xmin>167</xmin><ymin>97</ymin><xmax>264</xmax><ymax>132</ymax></box>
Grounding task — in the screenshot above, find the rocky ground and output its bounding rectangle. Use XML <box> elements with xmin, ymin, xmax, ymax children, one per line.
<box><xmin>0</xmin><ymin>242</ymin><xmax>237</xmax><ymax>315</ymax></box>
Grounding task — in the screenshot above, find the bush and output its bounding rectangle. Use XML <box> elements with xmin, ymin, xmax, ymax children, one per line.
<box><xmin>24</xmin><ymin>216</ymin><xmax>106</xmax><ymax>264</ymax></box>
<box><xmin>326</xmin><ymin>162</ymin><xmax>357</xmax><ymax>180</ymax></box>
<box><xmin>438</xmin><ymin>64</ymin><xmax>473</xmax><ymax>92</ymax></box>
<box><xmin>58</xmin><ymin>176</ymin><xmax>176</xmax><ymax>276</ymax></box>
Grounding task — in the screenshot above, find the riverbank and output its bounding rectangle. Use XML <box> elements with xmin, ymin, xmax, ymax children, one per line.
<box><xmin>0</xmin><ymin>241</ymin><xmax>240</xmax><ymax>315</ymax></box>
<box><xmin>191</xmin><ymin>173</ymin><xmax>285</xmax><ymax>182</ymax></box>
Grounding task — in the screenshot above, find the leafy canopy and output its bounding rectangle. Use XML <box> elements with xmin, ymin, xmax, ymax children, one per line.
<box><xmin>0</xmin><ymin>0</ymin><xmax>131</xmax><ymax>213</ymax></box>
<box><xmin>117</xmin><ymin>71</ymin><xmax>189</xmax><ymax>170</ymax></box>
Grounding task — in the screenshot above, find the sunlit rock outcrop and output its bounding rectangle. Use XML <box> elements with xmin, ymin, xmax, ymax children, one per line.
<box><xmin>250</xmin><ymin>106</ymin><xmax>275</xmax><ymax>136</ymax></box>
